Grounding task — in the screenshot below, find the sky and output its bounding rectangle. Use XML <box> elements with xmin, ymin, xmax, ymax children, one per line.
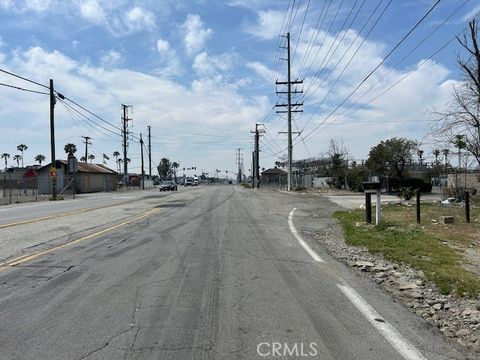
<box><xmin>0</xmin><ymin>0</ymin><xmax>479</xmax><ymax>177</ymax></box>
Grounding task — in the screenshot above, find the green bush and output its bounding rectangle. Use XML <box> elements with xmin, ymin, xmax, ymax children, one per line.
<box><xmin>399</xmin><ymin>186</ymin><xmax>414</xmax><ymax>200</ymax></box>
<box><xmin>389</xmin><ymin>177</ymin><xmax>432</xmax><ymax>193</ymax></box>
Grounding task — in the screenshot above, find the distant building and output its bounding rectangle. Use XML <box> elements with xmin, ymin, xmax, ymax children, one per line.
<box><xmin>261</xmin><ymin>167</ymin><xmax>287</xmax><ymax>185</ymax></box>
<box><xmin>37</xmin><ymin>160</ymin><xmax>117</xmax><ymax>194</ymax></box>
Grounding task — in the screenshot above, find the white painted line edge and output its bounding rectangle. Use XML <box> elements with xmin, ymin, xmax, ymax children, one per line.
<box><xmin>337</xmin><ymin>284</ymin><xmax>427</xmax><ymax>360</ymax></box>
<box><xmin>288</xmin><ymin>208</ymin><xmax>324</xmax><ymax>263</ymax></box>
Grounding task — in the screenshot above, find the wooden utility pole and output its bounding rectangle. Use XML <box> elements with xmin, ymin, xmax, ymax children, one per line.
<box><xmin>251</xmin><ymin>124</ymin><xmax>264</xmax><ymax>188</ymax></box>
<box><xmin>49</xmin><ymin>79</ymin><xmax>57</xmax><ymax>200</ymax></box>
<box><xmin>81</xmin><ymin>136</ymin><xmax>92</xmax><ymax>163</ymax></box>
<box><xmin>121</xmin><ymin>104</ymin><xmax>133</xmax><ymax>188</ymax></box>
<box><xmin>140</xmin><ymin>133</ymin><xmax>145</xmax><ymax>190</ymax></box>
<box><xmin>147</xmin><ymin>125</ymin><xmax>152</xmax><ymax>179</ymax></box>
<box><xmin>276</xmin><ymin>32</ymin><xmax>303</xmax><ymax>191</ymax></box>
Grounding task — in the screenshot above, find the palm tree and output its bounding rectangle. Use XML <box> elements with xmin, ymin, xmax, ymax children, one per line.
<box><xmin>88</xmin><ymin>154</ymin><xmax>95</xmax><ymax>163</ymax></box>
<box><xmin>80</xmin><ymin>156</ymin><xmax>86</xmax><ymax>162</ymax></box>
<box><xmin>1</xmin><ymin>153</ymin><xmax>10</xmax><ymax>169</ymax></box>
<box><xmin>16</xmin><ymin>144</ymin><xmax>28</xmax><ymax>167</ymax></box>
<box><xmin>417</xmin><ymin>150</ymin><xmax>424</xmax><ymax>165</ymax></box>
<box><xmin>171</xmin><ymin>161</ymin><xmax>179</xmax><ymax>181</ymax></box>
<box><xmin>64</xmin><ymin>143</ymin><xmax>77</xmax><ymax>156</ymax></box>
<box><xmin>113</xmin><ymin>151</ymin><xmax>120</xmax><ymax>172</ymax></box>
<box><xmin>442</xmin><ymin>149</ymin><xmax>450</xmax><ymax>171</ymax></box>
<box><xmin>433</xmin><ymin>150</ymin><xmax>440</xmax><ymax>166</ymax></box>
<box><xmin>13</xmin><ymin>154</ymin><xmax>22</xmax><ymax>167</ymax></box>
<box><xmin>34</xmin><ymin>154</ymin><xmax>46</xmax><ymax>166</ymax></box>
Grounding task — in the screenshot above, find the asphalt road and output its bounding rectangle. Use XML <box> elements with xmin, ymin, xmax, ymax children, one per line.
<box><xmin>0</xmin><ymin>185</ymin><xmax>467</xmax><ymax>359</ymax></box>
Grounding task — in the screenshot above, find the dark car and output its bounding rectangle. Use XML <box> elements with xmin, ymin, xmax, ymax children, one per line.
<box><xmin>159</xmin><ymin>180</ymin><xmax>177</xmax><ymax>191</ymax></box>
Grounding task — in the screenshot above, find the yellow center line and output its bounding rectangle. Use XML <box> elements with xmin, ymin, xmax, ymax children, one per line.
<box><xmin>0</xmin><ymin>202</ymin><xmax>131</xmax><ymax>229</ymax></box>
<box><xmin>0</xmin><ymin>208</ymin><xmax>160</xmax><ymax>270</ymax></box>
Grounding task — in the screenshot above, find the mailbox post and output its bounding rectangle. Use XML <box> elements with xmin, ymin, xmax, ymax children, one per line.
<box><xmin>363</xmin><ymin>181</ymin><xmax>382</xmax><ymax>225</ymax></box>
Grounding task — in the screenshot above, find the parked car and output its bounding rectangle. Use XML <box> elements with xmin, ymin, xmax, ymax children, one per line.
<box><xmin>184</xmin><ymin>178</ymin><xmax>193</xmax><ymax>187</ymax></box>
<box><xmin>159</xmin><ymin>180</ymin><xmax>177</xmax><ymax>191</ymax></box>
<box><xmin>193</xmin><ymin>179</ymin><xmax>199</xmax><ymax>186</ymax></box>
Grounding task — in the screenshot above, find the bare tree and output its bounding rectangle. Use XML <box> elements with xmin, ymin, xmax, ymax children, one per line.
<box><xmin>434</xmin><ymin>18</ymin><xmax>480</xmax><ymax>166</ymax></box>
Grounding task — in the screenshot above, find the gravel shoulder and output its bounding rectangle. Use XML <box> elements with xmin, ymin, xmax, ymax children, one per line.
<box><xmin>287</xmin><ymin>189</ymin><xmax>480</xmax><ymax>356</ymax></box>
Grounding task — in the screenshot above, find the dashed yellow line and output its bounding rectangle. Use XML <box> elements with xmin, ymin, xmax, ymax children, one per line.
<box><xmin>0</xmin><ymin>203</ymin><xmax>127</xmax><ymax>229</ymax></box>
<box><xmin>0</xmin><ymin>208</ymin><xmax>160</xmax><ymax>270</ymax></box>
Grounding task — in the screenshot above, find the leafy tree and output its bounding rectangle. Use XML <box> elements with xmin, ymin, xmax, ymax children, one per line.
<box><xmin>34</xmin><ymin>154</ymin><xmax>46</xmax><ymax>165</ymax></box>
<box><xmin>434</xmin><ymin>17</ymin><xmax>480</xmax><ymax>166</ymax></box>
<box><xmin>366</xmin><ymin>137</ymin><xmax>418</xmax><ymax>179</ymax></box>
<box><xmin>13</xmin><ymin>154</ymin><xmax>22</xmax><ymax>167</ymax></box>
<box><xmin>325</xmin><ymin>139</ymin><xmax>348</xmax><ymax>189</ymax></box>
<box><xmin>1</xmin><ymin>153</ymin><xmax>10</xmax><ymax>168</ymax></box>
<box><xmin>157</xmin><ymin>158</ymin><xmax>172</xmax><ymax>180</ymax></box>
<box><xmin>453</xmin><ymin>134</ymin><xmax>466</xmax><ymax>168</ymax></box>
<box><xmin>16</xmin><ymin>144</ymin><xmax>27</xmax><ymax>167</ymax></box>
<box><xmin>64</xmin><ymin>143</ymin><xmax>77</xmax><ymax>155</ymax></box>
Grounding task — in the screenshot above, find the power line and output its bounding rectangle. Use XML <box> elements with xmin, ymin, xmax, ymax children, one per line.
<box><xmin>300</xmin><ymin>0</ymin><xmax>443</xmax><ymax>143</ymax></box>
<box><xmin>301</xmin><ymin>0</ymin><xmax>365</xmax><ymax>93</ymax></box>
<box><xmin>0</xmin><ymin>67</ymin><xmax>49</xmax><ymax>89</ymax></box>
<box><xmin>291</xmin><ymin>0</ymin><xmax>311</xmax><ymax>64</ymax></box>
<box><xmin>302</xmin><ymin>0</ymin><xmax>390</xmax><ymax>105</ymax></box>
<box><xmin>62</xmin><ymin>96</ymin><xmax>123</xmax><ymax>133</ymax></box>
<box><xmin>0</xmin><ymin>82</ymin><xmax>49</xmax><ymax>95</ymax></box>
<box><xmin>296</xmin><ymin>0</ymin><xmax>332</xmax><ymax>76</ymax></box>
<box><xmin>336</xmin><ymin>0</ymin><xmax>470</xmax><ymax>118</ymax></box>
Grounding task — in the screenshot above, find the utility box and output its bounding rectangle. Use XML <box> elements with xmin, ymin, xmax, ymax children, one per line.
<box><xmin>363</xmin><ymin>181</ymin><xmax>381</xmax><ymax>193</ymax></box>
<box><xmin>363</xmin><ymin>181</ymin><xmax>382</xmax><ymax>225</ymax></box>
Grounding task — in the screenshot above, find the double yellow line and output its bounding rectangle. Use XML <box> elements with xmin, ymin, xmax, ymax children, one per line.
<box><xmin>0</xmin><ymin>208</ymin><xmax>160</xmax><ymax>270</ymax></box>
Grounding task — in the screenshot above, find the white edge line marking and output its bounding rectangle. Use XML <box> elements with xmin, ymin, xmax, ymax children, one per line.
<box><xmin>337</xmin><ymin>284</ymin><xmax>427</xmax><ymax>360</ymax></box>
<box><xmin>288</xmin><ymin>208</ymin><xmax>324</xmax><ymax>263</ymax></box>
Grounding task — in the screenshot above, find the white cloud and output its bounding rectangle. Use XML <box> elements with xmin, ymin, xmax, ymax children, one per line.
<box><xmin>125</xmin><ymin>6</ymin><xmax>156</xmax><ymax>32</ymax></box>
<box><xmin>0</xmin><ymin>46</ymin><xmax>262</xmax><ymax>171</ymax></box>
<box><xmin>181</xmin><ymin>14</ymin><xmax>213</xmax><ymax>56</ymax></box>
<box><xmin>461</xmin><ymin>4</ymin><xmax>480</xmax><ymax>22</ymax></box>
<box><xmin>246</xmin><ymin>62</ymin><xmax>276</xmax><ymax>82</ymax></box>
<box><xmin>0</xmin><ymin>0</ymin><xmax>13</xmax><ymax>10</ymax></box>
<box><xmin>193</xmin><ymin>51</ymin><xmax>234</xmax><ymax>77</ymax></box>
<box><xmin>25</xmin><ymin>0</ymin><xmax>53</xmax><ymax>12</ymax></box>
<box><xmin>100</xmin><ymin>50</ymin><xmax>122</xmax><ymax>68</ymax></box>
<box><xmin>79</xmin><ymin>0</ymin><xmax>106</xmax><ymax>25</ymax></box>
<box><xmin>156</xmin><ymin>39</ymin><xmax>170</xmax><ymax>53</ymax></box>
<box><xmin>244</xmin><ymin>10</ymin><xmax>284</xmax><ymax>40</ymax></box>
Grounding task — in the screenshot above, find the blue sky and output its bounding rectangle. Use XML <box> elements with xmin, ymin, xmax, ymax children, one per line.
<box><xmin>0</xmin><ymin>0</ymin><xmax>479</xmax><ymax>176</ymax></box>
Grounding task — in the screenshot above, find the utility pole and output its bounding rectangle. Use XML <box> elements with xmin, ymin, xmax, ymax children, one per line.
<box><xmin>81</xmin><ymin>136</ymin><xmax>92</xmax><ymax>163</ymax></box>
<box><xmin>49</xmin><ymin>79</ymin><xmax>57</xmax><ymax>200</ymax></box>
<box><xmin>251</xmin><ymin>151</ymin><xmax>255</xmax><ymax>188</ymax></box>
<box><xmin>276</xmin><ymin>32</ymin><xmax>303</xmax><ymax>191</ymax></box>
<box><xmin>121</xmin><ymin>104</ymin><xmax>133</xmax><ymax>188</ymax></box>
<box><xmin>250</xmin><ymin>124</ymin><xmax>265</xmax><ymax>188</ymax></box>
<box><xmin>236</xmin><ymin>148</ymin><xmax>243</xmax><ymax>183</ymax></box>
<box><xmin>147</xmin><ymin>125</ymin><xmax>152</xmax><ymax>179</ymax></box>
<box><xmin>140</xmin><ymin>133</ymin><xmax>145</xmax><ymax>190</ymax></box>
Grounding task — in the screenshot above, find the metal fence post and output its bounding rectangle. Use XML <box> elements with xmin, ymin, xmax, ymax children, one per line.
<box><xmin>416</xmin><ymin>190</ymin><xmax>421</xmax><ymax>224</ymax></box>
<box><xmin>465</xmin><ymin>190</ymin><xmax>470</xmax><ymax>223</ymax></box>
<box><xmin>365</xmin><ymin>193</ymin><xmax>372</xmax><ymax>224</ymax></box>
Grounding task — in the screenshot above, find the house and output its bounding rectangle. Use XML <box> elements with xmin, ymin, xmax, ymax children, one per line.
<box><xmin>261</xmin><ymin>167</ymin><xmax>287</xmax><ymax>185</ymax></box>
<box><xmin>37</xmin><ymin>160</ymin><xmax>117</xmax><ymax>194</ymax></box>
